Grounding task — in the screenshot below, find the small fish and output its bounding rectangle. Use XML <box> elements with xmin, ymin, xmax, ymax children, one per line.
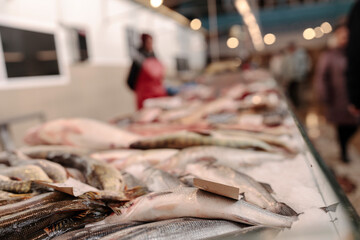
<box><xmin>100</xmin><ymin>218</ymin><xmax>249</xmax><ymax>240</ymax></box>
<box><xmin>0</xmin><ymin>165</ymin><xmax>52</xmax><ymax>182</ymax></box>
<box><xmin>141</xmin><ymin>167</ymin><xmax>185</xmax><ymax>192</ymax></box>
<box><xmin>184</xmin><ymin>161</ymin><xmax>297</xmax><ymax>216</ymax></box>
<box><xmin>130</xmin><ymin>132</ymin><xmax>273</xmax><ymax>151</ymax></box>
<box><xmin>106</xmin><ymin>187</ymin><xmax>297</xmax><ymax>228</ymax></box>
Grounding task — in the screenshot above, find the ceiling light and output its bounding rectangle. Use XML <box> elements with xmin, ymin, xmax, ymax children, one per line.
<box><xmin>321</xmin><ymin>22</ymin><xmax>332</xmax><ymax>34</ymax></box>
<box><xmin>190</xmin><ymin>18</ymin><xmax>202</xmax><ymax>30</ymax></box>
<box><xmin>264</xmin><ymin>33</ymin><xmax>276</xmax><ymax>45</ymax></box>
<box><xmin>303</xmin><ymin>28</ymin><xmax>315</xmax><ymax>40</ymax></box>
<box><xmin>150</xmin><ymin>0</ymin><xmax>163</xmax><ymax>8</ymax></box>
<box><xmin>314</xmin><ymin>27</ymin><xmax>324</xmax><ymax>38</ymax></box>
<box><xmin>227</xmin><ymin>37</ymin><xmax>239</xmax><ymax>49</ymax></box>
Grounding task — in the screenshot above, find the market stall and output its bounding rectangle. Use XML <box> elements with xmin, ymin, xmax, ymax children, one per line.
<box><xmin>0</xmin><ymin>70</ymin><xmax>358</xmax><ymax>240</ymax></box>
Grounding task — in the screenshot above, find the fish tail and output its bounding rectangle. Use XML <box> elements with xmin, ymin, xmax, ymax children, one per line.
<box><xmin>276</xmin><ymin>202</ymin><xmax>298</xmax><ymax>216</ymax></box>
<box><xmin>125</xmin><ymin>186</ymin><xmax>149</xmax><ymax>199</ymax></box>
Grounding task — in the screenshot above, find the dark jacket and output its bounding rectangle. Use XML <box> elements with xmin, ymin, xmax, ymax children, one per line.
<box><xmin>315</xmin><ymin>48</ymin><xmax>357</xmax><ymax>125</ymax></box>
<box><xmin>346</xmin><ymin>0</ymin><xmax>360</xmax><ymax>108</ymax></box>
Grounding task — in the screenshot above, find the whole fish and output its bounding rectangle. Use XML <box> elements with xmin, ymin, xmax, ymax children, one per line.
<box><xmin>24</xmin><ymin>118</ymin><xmax>140</xmax><ymax>150</ymax></box>
<box><xmin>141</xmin><ymin>167</ymin><xmax>185</xmax><ymax>192</ymax></box>
<box><xmin>100</xmin><ymin>218</ymin><xmax>249</xmax><ymax>240</ymax></box>
<box><xmin>10</xmin><ymin>159</ymin><xmax>67</xmax><ymax>182</ymax></box>
<box><xmin>211</xmin><ymin>130</ymin><xmax>297</xmax><ymax>154</ymax></box>
<box><xmin>0</xmin><ymin>165</ymin><xmax>52</xmax><ymax>182</ymax></box>
<box><xmin>184</xmin><ymin>161</ymin><xmax>297</xmax><ymax>216</ymax></box>
<box><xmin>159</xmin><ymin>146</ymin><xmax>287</xmax><ymax>170</ymax></box>
<box><xmin>0</xmin><ymin>199</ymin><xmax>104</xmax><ymax>238</ymax></box>
<box><xmin>106</xmin><ymin>187</ymin><xmax>297</xmax><ymax>228</ymax></box>
<box><xmin>26</xmin><ymin>152</ymin><xmax>125</xmax><ymax>194</ymax></box>
<box><xmin>52</xmin><ymin>222</ymin><xmax>140</xmax><ymax>240</ymax></box>
<box><xmin>0</xmin><ymin>191</ymin><xmax>71</xmax><ymax>218</ymax></box>
<box><xmin>130</xmin><ymin>132</ymin><xmax>273</xmax><ymax>151</ymax></box>
<box><xmin>28</xmin><ymin>207</ymin><xmax>111</xmax><ymax>240</ymax></box>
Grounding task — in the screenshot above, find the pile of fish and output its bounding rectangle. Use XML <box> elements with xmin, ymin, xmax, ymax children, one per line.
<box><xmin>0</xmin><ymin>70</ymin><xmax>302</xmax><ymax>239</ymax></box>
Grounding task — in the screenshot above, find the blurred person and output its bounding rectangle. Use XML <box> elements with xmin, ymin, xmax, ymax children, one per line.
<box><xmin>282</xmin><ymin>42</ymin><xmax>311</xmax><ymax>107</ymax></box>
<box><xmin>315</xmin><ymin>24</ymin><xmax>357</xmax><ymax>163</ymax></box>
<box><xmin>346</xmin><ymin>0</ymin><xmax>360</xmax><ymax>118</ymax></box>
<box><xmin>269</xmin><ymin>50</ymin><xmax>285</xmax><ymax>82</ymax></box>
<box><xmin>127</xmin><ymin>33</ymin><xmax>167</xmax><ymax>109</ymax></box>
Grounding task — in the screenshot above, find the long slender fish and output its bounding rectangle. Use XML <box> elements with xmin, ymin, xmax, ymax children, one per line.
<box><xmin>0</xmin><ymin>191</ymin><xmax>71</xmax><ymax>218</ymax></box>
<box><xmin>130</xmin><ymin>132</ymin><xmax>273</xmax><ymax>151</ymax></box>
<box><xmin>100</xmin><ymin>218</ymin><xmax>250</xmax><ymax>240</ymax></box>
<box><xmin>52</xmin><ymin>222</ymin><xmax>140</xmax><ymax>240</ymax></box>
<box><xmin>28</xmin><ymin>207</ymin><xmax>111</xmax><ymax>240</ymax></box>
<box><xmin>159</xmin><ymin>146</ymin><xmax>287</xmax><ymax>170</ymax></box>
<box><xmin>106</xmin><ymin>187</ymin><xmax>297</xmax><ymax>228</ymax></box>
<box><xmin>184</xmin><ymin>161</ymin><xmax>297</xmax><ymax>216</ymax></box>
<box><xmin>0</xmin><ymin>199</ymin><xmax>104</xmax><ymax>238</ymax></box>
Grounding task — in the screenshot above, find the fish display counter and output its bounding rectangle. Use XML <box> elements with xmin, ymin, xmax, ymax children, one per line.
<box><xmin>0</xmin><ymin>69</ymin><xmax>359</xmax><ymax>239</ymax></box>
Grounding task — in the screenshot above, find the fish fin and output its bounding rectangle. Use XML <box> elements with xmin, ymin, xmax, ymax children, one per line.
<box><xmin>320</xmin><ymin>203</ymin><xmax>339</xmax><ymax>213</ymax></box>
<box><xmin>125</xmin><ymin>186</ymin><xmax>149</xmax><ymax>199</ymax></box>
<box><xmin>276</xmin><ymin>202</ymin><xmax>298</xmax><ymax>216</ymax></box>
<box><xmin>258</xmin><ymin>182</ymin><xmax>274</xmax><ymax>194</ymax></box>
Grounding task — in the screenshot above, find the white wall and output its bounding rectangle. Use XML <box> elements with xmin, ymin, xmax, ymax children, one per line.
<box><xmin>0</xmin><ymin>0</ymin><xmax>207</xmax><ymax>85</ymax></box>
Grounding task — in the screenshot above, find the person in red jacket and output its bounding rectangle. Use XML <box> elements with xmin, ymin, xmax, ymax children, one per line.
<box><xmin>127</xmin><ymin>33</ymin><xmax>167</xmax><ymax>109</ymax></box>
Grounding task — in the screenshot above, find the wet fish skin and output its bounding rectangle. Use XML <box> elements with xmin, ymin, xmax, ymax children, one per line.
<box><xmin>100</xmin><ymin>218</ymin><xmax>249</xmax><ymax>240</ymax></box>
<box><xmin>0</xmin><ymin>199</ymin><xmax>104</xmax><ymax>238</ymax></box>
<box><xmin>0</xmin><ymin>165</ymin><xmax>52</xmax><ymax>182</ymax></box>
<box><xmin>28</xmin><ymin>207</ymin><xmax>111</xmax><ymax>240</ymax></box>
<box><xmin>29</xmin><ymin>152</ymin><xmax>125</xmax><ymax>193</ymax></box>
<box><xmin>184</xmin><ymin>161</ymin><xmax>297</xmax><ymax>216</ymax></box>
<box><xmin>141</xmin><ymin>167</ymin><xmax>185</xmax><ymax>192</ymax></box>
<box><xmin>52</xmin><ymin>222</ymin><xmax>140</xmax><ymax>240</ymax></box>
<box><xmin>11</xmin><ymin>159</ymin><xmax>68</xmax><ymax>183</ymax></box>
<box><xmin>130</xmin><ymin>132</ymin><xmax>273</xmax><ymax>151</ymax></box>
<box><xmin>107</xmin><ymin>187</ymin><xmax>297</xmax><ymax>228</ymax></box>
<box><xmin>0</xmin><ymin>179</ymin><xmax>33</xmax><ymax>193</ymax></box>
<box><xmin>0</xmin><ymin>191</ymin><xmax>72</xmax><ymax>218</ymax></box>
<box><xmin>0</xmin><ymin>190</ymin><xmax>35</xmax><ymax>206</ymax></box>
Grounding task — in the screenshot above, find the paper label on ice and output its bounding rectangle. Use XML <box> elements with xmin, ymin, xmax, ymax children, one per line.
<box><xmin>35</xmin><ymin>177</ymin><xmax>100</xmax><ymax>197</ymax></box>
<box><xmin>193</xmin><ymin>178</ymin><xmax>240</xmax><ymax>200</ymax></box>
